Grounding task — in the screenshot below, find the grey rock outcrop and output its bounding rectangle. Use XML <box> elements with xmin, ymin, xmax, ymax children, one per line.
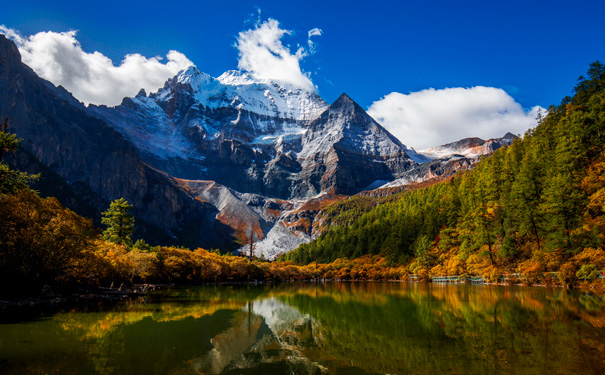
<box><xmin>0</xmin><ymin>35</ymin><xmax>215</xmax><ymax>247</ymax></box>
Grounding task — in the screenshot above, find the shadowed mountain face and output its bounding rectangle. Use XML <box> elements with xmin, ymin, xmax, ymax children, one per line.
<box><xmin>89</xmin><ymin>71</ymin><xmax>419</xmax><ymax>199</ymax></box>
<box><xmin>292</xmin><ymin>93</ymin><xmax>416</xmax><ymax>196</ymax></box>
<box><xmin>0</xmin><ymin>35</ymin><xmax>221</xmax><ymax>247</ymax></box>
<box><xmin>0</xmin><ymin>34</ymin><xmax>512</xmax><ymax>253</ymax></box>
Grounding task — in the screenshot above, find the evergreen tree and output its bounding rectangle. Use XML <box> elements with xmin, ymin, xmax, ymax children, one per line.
<box><xmin>414</xmin><ymin>235</ymin><xmax>432</xmax><ymax>272</ymax></box>
<box><xmin>0</xmin><ymin>119</ymin><xmax>38</xmax><ymax>193</ymax></box>
<box><xmin>282</xmin><ymin>61</ymin><xmax>605</xmax><ymax>280</ymax></box>
<box><xmin>102</xmin><ymin>198</ymin><xmax>135</xmax><ymax>246</ymax></box>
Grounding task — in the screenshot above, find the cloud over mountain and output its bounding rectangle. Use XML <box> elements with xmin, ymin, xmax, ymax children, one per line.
<box><xmin>367</xmin><ymin>86</ymin><xmax>545</xmax><ymax>150</ymax></box>
<box><xmin>1</xmin><ymin>18</ymin><xmax>323</xmax><ymax>105</ymax></box>
<box><xmin>236</xmin><ymin>19</ymin><xmax>319</xmax><ymax>91</ymax></box>
<box><xmin>0</xmin><ymin>26</ymin><xmax>193</xmax><ymax>106</ymax></box>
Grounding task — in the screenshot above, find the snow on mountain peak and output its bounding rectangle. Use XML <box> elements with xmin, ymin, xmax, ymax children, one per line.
<box><xmin>176</xmin><ymin>66</ymin><xmax>213</xmax><ymax>88</ymax></box>
<box><xmin>165</xmin><ymin>67</ymin><xmax>328</xmax><ymax>121</ymax></box>
<box><xmin>418</xmin><ymin>133</ymin><xmax>517</xmax><ymax>159</ymax></box>
<box><xmin>217</xmin><ymin>70</ymin><xmax>256</xmax><ymax>86</ymax></box>
<box><xmin>297</xmin><ymin>93</ymin><xmax>411</xmax><ymax>160</ymax></box>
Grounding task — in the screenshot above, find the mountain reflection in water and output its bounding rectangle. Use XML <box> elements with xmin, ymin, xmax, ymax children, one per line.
<box><xmin>0</xmin><ymin>282</ymin><xmax>604</xmax><ymax>375</ymax></box>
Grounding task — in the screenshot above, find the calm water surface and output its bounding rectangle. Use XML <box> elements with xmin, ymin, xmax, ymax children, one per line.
<box><xmin>1</xmin><ymin>282</ymin><xmax>604</xmax><ymax>374</ymax></box>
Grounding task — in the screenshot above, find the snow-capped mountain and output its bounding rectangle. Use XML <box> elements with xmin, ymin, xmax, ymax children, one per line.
<box><xmin>419</xmin><ymin>132</ymin><xmax>517</xmax><ymax>159</ymax></box>
<box><xmin>380</xmin><ymin>133</ymin><xmax>518</xmax><ymax>189</ymax></box>
<box><xmin>291</xmin><ymin>93</ymin><xmax>417</xmax><ymax>197</ymax></box>
<box><xmin>177</xmin><ymin>67</ymin><xmax>328</xmax><ymax>121</ymax></box>
<box><xmin>0</xmin><ymin>33</ymin><xmax>524</xmax><ymax>257</ymax></box>
<box><xmin>87</xmin><ymin>66</ymin><xmax>328</xmax><ymax>181</ymax></box>
<box><xmin>89</xmin><ymin>69</ymin><xmax>419</xmax><ymax>200</ymax></box>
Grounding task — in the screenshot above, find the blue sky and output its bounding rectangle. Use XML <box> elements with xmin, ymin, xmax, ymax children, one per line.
<box><xmin>2</xmin><ymin>0</ymin><xmax>604</xmax><ymax>148</ymax></box>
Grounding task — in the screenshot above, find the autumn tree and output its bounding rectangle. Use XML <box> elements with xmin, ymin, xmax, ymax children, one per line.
<box><xmin>102</xmin><ymin>198</ymin><xmax>135</xmax><ymax>246</ymax></box>
<box><xmin>281</xmin><ymin>61</ymin><xmax>605</xmax><ymax>283</ymax></box>
<box><xmin>0</xmin><ymin>190</ymin><xmax>95</xmax><ymax>296</ymax></box>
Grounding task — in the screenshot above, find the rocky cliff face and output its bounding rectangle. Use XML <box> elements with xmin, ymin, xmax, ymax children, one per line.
<box><xmin>0</xmin><ymin>33</ymin><xmax>520</xmax><ymax>255</ymax></box>
<box><xmin>0</xmin><ymin>35</ymin><xmax>216</xmax><ymax>247</ymax></box>
<box><xmin>87</xmin><ymin>67</ymin><xmax>328</xmax><ymax>199</ymax></box>
<box><xmin>89</xmin><ymin>72</ymin><xmax>419</xmax><ymax>199</ymax></box>
<box><xmin>292</xmin><ymin>93</ymin><xmax>416</xmax><ymax>197</ymax></box>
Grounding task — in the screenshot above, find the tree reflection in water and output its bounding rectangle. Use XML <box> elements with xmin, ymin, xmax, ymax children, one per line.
<box><xmin>0</xmin><ymin>283</ymin><xmax>604</xmax><ymax>375</ymax></box>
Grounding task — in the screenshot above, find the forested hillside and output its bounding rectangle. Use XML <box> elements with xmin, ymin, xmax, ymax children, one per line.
<box><xmin>281</xmin><ymin>62</ymin><xmax>605</xmax><ymax>282</ymax></box>
<box><xmin>2</xmin><ymin>62</ymin><xmax>605</xmax><ymax>297</ymax></box>
<box><xmin>0</xmin><ymin>126</ymin><xmax>406</xmax><ymax>297</ymax></box>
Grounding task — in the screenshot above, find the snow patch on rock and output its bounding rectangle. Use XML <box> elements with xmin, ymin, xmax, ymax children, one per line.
<box><xmin>174</xmin><ymin>67</ymin><xmax>328</xmax><ymax>122</ymax></box>
<box><xmin>241</xmin><ymin>222</ymin><xmax>311</xmax><ymax>261</ymax></box>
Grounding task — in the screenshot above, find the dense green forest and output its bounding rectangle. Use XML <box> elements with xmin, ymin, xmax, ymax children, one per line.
<box><xmin>2</xmin><ymin>62</ymin><xmax>605</xmax><ymax>298</ymax></box>
<box><xmin>281</xmin><ymin>62</ymin><xmax>605</xmax><ymax>283</ymax></box>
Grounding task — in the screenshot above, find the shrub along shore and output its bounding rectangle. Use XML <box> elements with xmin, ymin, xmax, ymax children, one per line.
<box><xmin>2</xmin><ymin>62</ymin><xmax>605</xmax><ymax>303</ymax></box>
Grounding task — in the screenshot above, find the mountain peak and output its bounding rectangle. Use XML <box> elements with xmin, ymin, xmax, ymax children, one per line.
<box><xmin>176</xmin><ymin>66</ymin><xmax>212</xmax><ymax>89</ymax></box>
<box><xmin>0</xmin><ymin>34</ymin><xmax>22</xmax><ymax>67</ymax></box>
<box><xmin>217</xmin><ymin>70</ymin><xmax>256</xmax><ymax>86</ymax></box>
<box><xmin>327</xmin><ymin>92</ymin><xmax>365</xmax><ymax>115</ymax></box>
<box><xmin>501</xmin><ymin>132</ymin><xmax>517</xmax><ymax>142</ymax></box>
<box><xmin>338</xmin><ymin>92</ymin><xmax>353</xmax><ymax>100</ymax></box>
<box><xmin>334</xmin><ymin>92</ymin><xmax>354</xmax><ymax>104</ymax></box>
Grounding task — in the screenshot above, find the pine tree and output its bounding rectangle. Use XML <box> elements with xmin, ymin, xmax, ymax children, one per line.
<box><xmin>0</xmin><ymin>118</ymin><xmax>38</xmax><ymax>193</ymax></box>
<box><xmin>102</xmin><ymin>198</ymin><xmax>135</xmax><ymax>246</ymax></box>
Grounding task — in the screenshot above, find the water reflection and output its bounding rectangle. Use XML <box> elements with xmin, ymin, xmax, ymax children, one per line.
<box><xmin>187</xmin><ymin>298</ymin><xmax>323</xmax><ymax>375</ymax></box>
<box><xmin>0</xmin><ymin>283</ymin><xmax>604</xmax><ymax>375</ymax></box>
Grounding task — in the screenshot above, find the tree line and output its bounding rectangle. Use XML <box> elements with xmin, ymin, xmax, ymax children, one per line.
<box><xmin>2</xmin><ymin>62</ymin><xmax>605</xmax><ymax>297</ymax></box>
<box><xmin>281</xmin><ymin>62</ymin><xmax>605</xmax><ymax>285</ymax></box>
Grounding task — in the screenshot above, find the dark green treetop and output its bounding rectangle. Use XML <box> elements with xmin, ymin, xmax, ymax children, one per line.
<box><xmin>102</xmin><ymin>198</ymin><xmax>135</xmax><ymax>246</ymax></box>
<box><xmin>0</xmin><ymin>118</ymin><xmax>38</xmax><ymax>194</ymax></box>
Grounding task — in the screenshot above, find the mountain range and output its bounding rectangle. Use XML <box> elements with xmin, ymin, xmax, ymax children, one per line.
<box><xmin>0</xmin><ymin>35</ymin><xmax>515</xmax><ymax>257</ymax></box>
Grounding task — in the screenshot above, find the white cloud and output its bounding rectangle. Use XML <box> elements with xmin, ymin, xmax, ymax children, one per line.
<box><xmin>308</xmin><ymin>28</ymin><xmax>322</xmax><ymax>38</ymax></box>
<box><xmin>367</xmin><ymin>86</ymin><xmax>545</xmax><ymax>150</ymax></box>
<box><xmin>307</xmin><ymin>28</ymin><xmax>322</xmax><ymax>54</ymax></box>
<box><xmin>236</xmin><ymin>19</ymin><xmax>316</xmax><ymax>91</ymax></box>
<box><xmin>0</xmin><ymin>26</ymin><xmax>193</xmax><ymax>106</ymax></box>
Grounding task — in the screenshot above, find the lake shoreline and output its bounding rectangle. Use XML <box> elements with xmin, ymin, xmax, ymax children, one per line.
<box><xmin>2</xmin><ymin>279</ymin><xmax>603</xmax><ymax>374</ymax></box>
<box><xmin>2</xmin><ymin>278</ymin><xmax>603</xmax><ymax>320</ymax></box>
<box><xmin>0</xmin><ymin>284</ymin><xmax>163</xmax><ymax>321</ymax></box>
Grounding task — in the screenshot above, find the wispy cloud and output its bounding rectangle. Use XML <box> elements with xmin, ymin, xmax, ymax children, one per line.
<box><xmin>0</xmin><ymin>26</ymin><xmax>193</xmax><ymax>106</ymax></box>
<box><xmin>307</xmin><ymin>27</ymin><xmax>322</xmax><ymax>54</ymax></box>
<box><xmin>367</xmin><ymin>86</ymin><xmax>545</xmax><ymax>150</ymax></box>
<box><xmin>236</xmin><ymin>19</ymin><xmax>321</xmax><ymax>91</ymax></box>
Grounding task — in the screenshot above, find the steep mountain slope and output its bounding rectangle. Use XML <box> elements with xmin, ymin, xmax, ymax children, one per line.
<box><xmin>292</xmin><ymin>93</ymin><xmax>417</xmax><ymax>196</ymax></box>
<box><xmin>88</xmin><ymin>67</ymin><xmax>329</xmax><ymax>198</ymax></box>
<box><xmin>90</xmin><ymin>75</ymin><xmax>420</xmax><ymax>199</ymax></box>
<box><xmin>282</xmin><ymin>62</ymin><xmax>605</xmax><ymax>276</ymax></box>
<box><xmin>0</xmin><ymin>35</ymin><xmax>216</xmax><ymax>247</ymax></box>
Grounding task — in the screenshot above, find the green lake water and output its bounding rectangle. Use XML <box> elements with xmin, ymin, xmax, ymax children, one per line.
<box><xmin>1</xmin><ymin>282</ymin><xmax>604</xmax><ymax>374</ymax></box>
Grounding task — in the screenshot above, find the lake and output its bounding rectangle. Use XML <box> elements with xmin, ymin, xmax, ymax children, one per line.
<box><xmin>1</xmin><ymin>282</ymin><xmax>604</xmax><ymax>374</ymax></box>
